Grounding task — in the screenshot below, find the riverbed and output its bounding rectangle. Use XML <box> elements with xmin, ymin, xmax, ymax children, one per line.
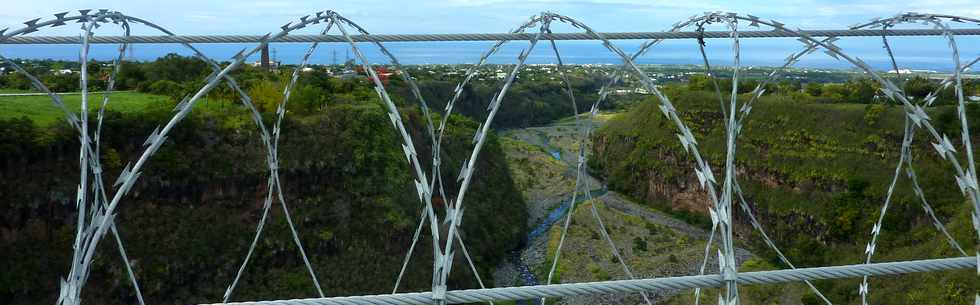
<box><xmin>493</xmin><ymin>117</ymin><xmax>756</xmax><ymax>305</ymax></box>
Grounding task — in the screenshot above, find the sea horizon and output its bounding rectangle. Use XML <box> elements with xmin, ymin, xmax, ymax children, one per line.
<box><xmin>2</xmin><ymin>37</ymin><xmax>977</xmax><ymax>72</ymax></box>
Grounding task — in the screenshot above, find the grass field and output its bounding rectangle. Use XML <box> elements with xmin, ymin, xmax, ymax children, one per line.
<box><xmin>0</xmin><ymin>92</ymin><xmax>239</xmax><ymax>126</ymax></box>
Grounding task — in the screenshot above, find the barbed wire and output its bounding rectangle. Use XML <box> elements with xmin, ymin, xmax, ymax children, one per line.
<box><xmin>3</xmin><ymin>29</ymin><xmax>980</xmax><ymax>44</ymax></box>
<box><xmin>199</xmin><ymin>256</ymin><xmax>976</xmax><ymax>305</ymax></box>
<box><xmin>3</xmin><ymin>9</ymin><xmax>979</xmax><ymax>305</ymax></box>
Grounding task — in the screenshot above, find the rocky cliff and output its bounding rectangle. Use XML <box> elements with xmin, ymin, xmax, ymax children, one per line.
<box><xmin>0</xmin><ymin>105</ymin><xmax>526</xmax><ymax>305</ymax></box>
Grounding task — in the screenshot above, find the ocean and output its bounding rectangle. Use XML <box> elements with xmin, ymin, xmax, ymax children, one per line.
<box><xmin>1</xmin><ymin>36</ymin><xmax>977</xmax><ymax>72</ymax></box>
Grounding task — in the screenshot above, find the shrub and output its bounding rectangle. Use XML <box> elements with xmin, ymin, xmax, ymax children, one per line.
<box><xmin>632</xmin><ymin>237</ymin><xmax>648</xmax><ymax>252</ymax></box>
<box><xmin>142</xmin><ymin>79</ymin><xmax>186</xmax><ymax>100</ymax></box>
<box><xmin>863</xmin><ymin>104</ymin><xmax>885</xmax><ymax>126</ymax></box>
<box><xmin>248</xmin><ymin>80</ymin><xmax>285</xmax><ymax>113</ymax></box>
<box><xmin>645</xmin><ymin>222</ymin><xmax>659</xmax><ymax>235</ymax></box>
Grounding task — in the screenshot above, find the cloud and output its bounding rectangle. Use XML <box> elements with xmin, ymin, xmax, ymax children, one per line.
<box><xmin>0</xmin><ymin>0</ymin><xmax>977</xmax><ymax>35</ymax></box>
<box><xmin>445</xmin><ymin>0</ymin><xmax>713</xmax><ymax>9</ymax></box>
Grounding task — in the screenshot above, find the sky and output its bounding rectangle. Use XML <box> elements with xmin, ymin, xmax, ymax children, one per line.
<box><xmin>2</xmin><ymin>0</ymin><xmax>979</xmax><ymax>35</ymax></box>
<box><xmin>0</xmin><ymin>0</ymin><xmax>977</xmax><ymax>70</ymax></box>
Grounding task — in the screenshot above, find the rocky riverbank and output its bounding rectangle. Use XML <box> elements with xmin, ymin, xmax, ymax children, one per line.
<box><xmin>493</xmin><ymin>114</ymin><xmax>763</xmax><ymax>305</ymax></box>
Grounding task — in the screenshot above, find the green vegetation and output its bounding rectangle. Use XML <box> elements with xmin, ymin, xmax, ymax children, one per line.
<box><xmin>665</xmin><ymin>258</ymin><xmax>810</xmax><ymax>305</ymax></box>
<box><xmin>396</xmin><ymin>76</ymin><xmax>602</xmax><ymax>128</ymax></box>
<box><xmin>687</xmin><ymin>74</ymin><xmax>980</xmax><ymax>105</ymax></box>
<box><xmin>591</xmin><ymin>84</ymin><xmax>978</xmax><ymax>304</ymax></box>
<box><xmin>0</xmin><ymin>92</ymin><xmax>243</xmax><ymax>126</ymax></box>
<box><xmin>540</xmin><ymin>199</ymin><xmax>732</xmax><ymax>304</ymax></box>
<box><xmin>0</xmin><ymin>81</ymin><xmax>526</xmax><ymax>305</ymax></box>
<box><xmin>2</xmin><ymin>55</ymin><xmax>617</xmax><ymax>129</ymax></box>
<box><xmin>5</xmin><ymin>54</ymin><xmax>980</xmax><ymax>305</ymax></box>
<box><xmin>498</xmin><ymin>136</ymin><xmax>574</xmax><ymax>201</ymax></box>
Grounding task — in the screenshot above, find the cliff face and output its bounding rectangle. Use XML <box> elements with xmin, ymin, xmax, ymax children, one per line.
<box><xmin>589</xmin><ymin>125</ymin><xmax>710</xmax><ymax>220</ymax></box>
<box><xmin>0</xmin><ymin>105</ymin><xmax>526</xmax><ymax>305</ymax></box>
<box><xmin>589</xmin><ymin>90</ymin><xmax>976</xmax><ymax>303</ymax></box>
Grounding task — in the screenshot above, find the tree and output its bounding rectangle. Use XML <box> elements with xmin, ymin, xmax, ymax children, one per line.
<box><xmin>289</xmin><ymin>84</ymin><xmax>326</xmax><ymax>114</ymax></box>
<box><xmin>144</xmin><ymin>53</ymin><xmax>208</xmax><ymax>84</ymax></box>
<box><xmin>903</xmin><ymin>76</ymin><xmax>935</xmax><ymax>100</ymax></box>
<box><xmin>687</xmin><ymin>74</ymin><xmax>712</xmax><ymax>91</ymax></box>
<box><xmin>40</xmin><ymin>73</ymin><xmax>79</xmax><ymax>92</ymax></box>
<box><xmin>844</xmin><ymin>78</ymin><xmax>878</xmax><ymax>103</ymax></box>
<box><xmin>145</xmin><ymin>80</ymin><xmax>187</xmax><ymax>100</ymax></box>
<box><xmin>248</xmin><ymin>80</ymin><xmax>284</xmax><ymax>113</ymax></box>
<box><xmin>767</xmin><ymin>80</ymin><xmax>801</xmax><ymax>95</ymax></box>
<box><xmin>4</xmin><ymin>73</ymin><xmax>33</xmax><ymax>90</ymax></box>
<box><xmin>116</xmin><ymin>61</ymin><xmax>146</xmax><ymax>90</ymax></box>
<box><xmin>820</xmin><ymin>83</ymin><xmax>848</xmax><ymax>103</ymax></box>
<box><xmin>804</xmin><ymin>82</ymin><xmax>822</xmax><ymax>96</ymax></box>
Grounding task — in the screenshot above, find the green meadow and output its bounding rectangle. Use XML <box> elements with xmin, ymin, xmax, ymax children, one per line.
<box><xmin>0</xmin><ymin>91</ymin><xmax>244</xmax><ymax>126</ymax></box>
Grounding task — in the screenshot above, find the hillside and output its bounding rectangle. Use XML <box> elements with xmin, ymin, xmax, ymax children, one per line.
<box><xmin>0</xmin><ymin>102</ymin><xmax>526</xmax><ymax>305</ymax></box>
<box><xmin>493</xmin><ymin>115</ymin><xmax>778</xmax><ymax>305</ymax></box>
<box><xmin>590</xmin><ymin>88</ymin><xmax>977</xmax><ymax>304</ymax></box>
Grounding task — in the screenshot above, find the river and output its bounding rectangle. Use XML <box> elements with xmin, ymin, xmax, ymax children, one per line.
<box><xmin>500</xmin><ymin>125</ymin><xmax>606</xmax><ymax>305</ymax></box>
<box><xmin>495</xmin><ymin>118</ymin><xmax>756</xmax><ymax>305</ymax></box>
